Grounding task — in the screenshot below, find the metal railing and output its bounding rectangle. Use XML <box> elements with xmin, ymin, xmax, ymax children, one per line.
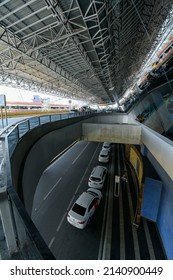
<box><xmin>0</xmin><ymin>111</ymin><xmax>92</xmax><ymax>158</ymax></box>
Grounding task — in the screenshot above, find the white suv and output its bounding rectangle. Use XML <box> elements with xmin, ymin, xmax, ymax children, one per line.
<box><xmin>98</xmin><ymin>149</ymin><xmax>109</xmax><ymax>163</ymax></box>
<box><xmin>102</xmin><ymin>142</ymin><xmax>111</xmax><ymax>151</ymax></box>
<box><xmin>88</xmin><ymin>165</ymin><xmax>107</xmax><ymax>189</ymax></box>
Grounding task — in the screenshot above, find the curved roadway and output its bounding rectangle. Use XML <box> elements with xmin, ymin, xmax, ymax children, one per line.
<box><xmin>27</xmin><ymin>140</ymin><xmax>166</xmax><ymax>260</ymax></box>
<box><xmin>31</xmin><ymin>141</ymin><xmax>113</xmax><ymax>260</ymax></box>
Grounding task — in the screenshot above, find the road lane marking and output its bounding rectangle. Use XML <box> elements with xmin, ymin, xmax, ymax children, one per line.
<box><xmin>67</xmin><ymin>195</ymin><xmax>76</xmax><ymax>211</ymax></box>
<box><xmin>54</xmin><ymin>142</ymin><xmax>100</xmax><ymax>233</ymax></box>
<box><xmin>97</xmin><ymin>178</ymin><xmax>110</xmax><ymax>260</ymax></box>
<box><xmin>49</xmin><ymin>139</ymin><xmax>79</xmax><ymax>164</ymax></box>
<box><xmin>121</xmin><ymin>144</ymin><xmax>141</xmax><ymax>260</ymax></box>
<box><xmin>74</xmin><ymin>143</ymin><xmax>100</xmax><ymax>196</ymax></box>
<box><xmin>43</xmin><ymin>177</ymin><xmax>62</xmax><ymax>200</ymax></box>
<box><xmin>72</xmin><ymin>142</ymin><xmax>90</xmax><ymax>164</ymax></box>
<box><xmin>101</xmin><ymin>145</ymin><xmax>115</xmax><ymax>260</ymax></box>
<box><xmin>56</xmin><ymin>212</ymin><xmax>67</xmax><ymax>233</ymax></box>
<box><xmin>48</xmin><ymin>236</ymin><xmax>55</xmax><ymax>248</ymax></box>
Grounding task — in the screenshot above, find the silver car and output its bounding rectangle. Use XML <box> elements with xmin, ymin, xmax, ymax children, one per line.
<box><xmin>98</xmin><ymin>149</ymin><xmax>110</xmax><ymax>163</ymax></box>
<box><xmin>67</xmin><ymin>188</ymin><xmax>102</xmax><ymax>229</ymax></box>
<box><xmin>88</xmin><ymin>165</ymin><xmax>107</xmax><ymax>189</ymax></box>
<box><xmin>102</xmin><ymin>142</ymin><xmax>111</xmax><ymax>151</ymax></box>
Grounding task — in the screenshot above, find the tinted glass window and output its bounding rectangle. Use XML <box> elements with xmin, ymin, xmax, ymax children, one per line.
<box><xmin>87</xmin><ymin>190</ymin><xmax>97</xmax><ymax>197</ymax></box>
<box><xmin>72</xmin><ymin>203</ymin><xmax>86</xmax><ymax>216</ymax></box>
<box><xmin>90</xmin><ymin>176</ymin><xmax>101</xmax><ymax>182</ymax></box>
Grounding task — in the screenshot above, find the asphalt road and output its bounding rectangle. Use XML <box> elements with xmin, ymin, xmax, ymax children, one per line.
<box><xmin>31</xmin><ymin>140</ymin><xmax>111</xmax><ymax>260</ymax></box>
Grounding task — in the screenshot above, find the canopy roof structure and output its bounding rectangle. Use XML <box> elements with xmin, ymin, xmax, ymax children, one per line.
<box><xmin>0</xmin><ymin>0</ymin><xmax>173</xmax><ymax>105</ymax></box>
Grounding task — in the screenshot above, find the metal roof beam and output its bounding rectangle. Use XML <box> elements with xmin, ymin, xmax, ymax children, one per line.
<box><xmin>6</xmin><ymin>6</ymin><xmax>49</xmax><ymax>29</ymax></box>
<box><xmin>15</xmin><ymin>15</ymin><xmax>54</xmax><ymax>35</ymax></box>
<box><xmin>0</xmin><ymin>27</ymin><xmax>89</xmax><ymax>92</ymax></box>
<box><xmin>44</xmin><ymin>0</ymin><xmax>109</xmax><ymax>97</ymax></box>
<box><xmin>0</xmin><ymin>0</ymin><xmax>11</xmax><ymax>8</ymax></box>
<box><xmin>0</xmin><ymin>0</ymin><xmax>37</xmax><ymax>21</ymax></box>
<box><xmin>76</xmin><ymin>0</ymin><xmax>115</xmax><ymax>98</ymax></box>
<box><xmin>22</xmin><ymin>22</ymin><xmax>62</xmax><ymax>41</ymax></box>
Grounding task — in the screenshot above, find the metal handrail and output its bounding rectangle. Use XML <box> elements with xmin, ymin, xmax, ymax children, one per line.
<box><xmin>0</xmin><ymin>110</ymin><xmax>91</xmax><ymax>137</ymax></box>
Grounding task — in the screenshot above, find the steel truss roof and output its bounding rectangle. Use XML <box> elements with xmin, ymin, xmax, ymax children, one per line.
<box><xmin>0</xmin><ymin>0</ymin><xmax>172</xmax><ymax>104</ymax></box>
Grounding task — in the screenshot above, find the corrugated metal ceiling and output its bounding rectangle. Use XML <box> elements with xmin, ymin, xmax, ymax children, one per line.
<box><xmin>0</xmin><ymin>0</ymin><xmax>172</xmax><ymax>104</ymax></box>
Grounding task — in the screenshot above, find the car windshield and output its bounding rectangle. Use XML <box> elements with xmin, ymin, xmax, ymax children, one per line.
<box><xmin>101</xmin><ymin>154</ymin><xmax>107</xmax><ymax>157</ymax></box>
<box><xmin>91</xmin><ymin>176</ymin><xmax>101</xmax><ymax>182</ymax></box>
<box><xmin>87</xmin><ymin>190</ymin><xmax>97</xmax><ymax>196</ymax></box>
<box><xmin>72</xmin><ymin>203</ymin><xmax>86</xmax><ymax>216</ymax></box>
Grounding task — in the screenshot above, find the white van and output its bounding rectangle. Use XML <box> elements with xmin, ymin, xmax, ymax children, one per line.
<box><xmin>88</xmin><ymin>166</ymin><xmax>107</xmax><ymax>189</ymax></box>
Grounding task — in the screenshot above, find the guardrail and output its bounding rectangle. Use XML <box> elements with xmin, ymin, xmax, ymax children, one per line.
<box><xmin>0</xmin><ymin>111</ymin><xmax>92</xmax><ymax>157</ymax></box>
<box><xmin>0</xmin><ymin>110</ymin><xmax>93</xmax><ymax>259</ymax></box>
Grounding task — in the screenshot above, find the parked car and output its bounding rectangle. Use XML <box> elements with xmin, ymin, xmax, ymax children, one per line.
<box><xmin>67</xmin><ymin>188</ymin><xmax>102</xmax><ymax>229</ymax></box>
<box><xmin>102</xmin><ymin>142</ymin><xmax>111</xmax><ymax>151</ymax></box>
<box><xmin>88</xmin><ymin>165</ymin><xmax>107</xmax><ymax>189</ymax></box>
<box><xmin>98</xmin><ymin>149</ymin><xmax>109</xmax><ymax>163</ymax></box>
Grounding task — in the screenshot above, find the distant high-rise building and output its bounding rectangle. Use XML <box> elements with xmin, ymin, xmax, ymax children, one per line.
<box><xmin>33</xmin><ymin>95</ymin><xmax>42</xmax><ymax>102</ymax></box>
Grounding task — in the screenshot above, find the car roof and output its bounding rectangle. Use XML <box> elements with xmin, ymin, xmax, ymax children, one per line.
<box><xmin>103</xmin><ymin>142</ymin><xmax>111</xmax><ymax>146</ymax></box>
<box><xmin>87</xmin><ymin>188</ymin><xmax>102</xmax><ymax>197</ymax></box>
<box><xmin>91</xmin><ymin>165</ymin><xmax>107</xmax><ymax>178</ymax></box>
<box><xmin>100</xmin><ymin>149</ymin><xmax>109</xmax><ymax>155</ymax></box>
<box><xmin>93</xmin><ymin>165</ymin><xmax>107</xmax><ymax>172</ymax></box>
<box><xmin>75</xmin><ymin>191</ymin><xmax>95</xmax><ymax>207</ymax></box>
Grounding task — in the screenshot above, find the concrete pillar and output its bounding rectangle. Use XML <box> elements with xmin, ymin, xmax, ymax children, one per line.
<box><xmin>0</xmin><ymin>139</ymin><xmax>6</xmax><ymax>186</ymax></box>
<box><xmin>0</xmin><ymin>186</ymin><xmax>18</xmax><ymax>254</ymax></box>
<box><xmin>12</xmin><ymin>203</ymin><xmax>27</xmax><ymax>248</ymax></box>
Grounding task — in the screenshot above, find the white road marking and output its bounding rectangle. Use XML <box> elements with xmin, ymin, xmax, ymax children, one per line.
<box><xmin>56</xmin><ymin>212</ymin><xmax>67</xmax><ymax>233</ymax></box>
<box><xmin>43</xmin><ymin>177</ymin><xmax>62</xmax><ymax>200</ymax></box>
<box><xmin>48</xmin><ymin>236</ymin><xmax>55</xmax><ymax>248</ymax></box>
<box><xmin>67</xmin><ymin>195</ymin><xmax>76</xmax><ymax>211</ymax></box>
<box><xmin>49</xmin><ymin>140</ymin><xmax>79</xmax><ymax>164</ymax></box>
<box><xmin>72</xmin><ymin>142</ymin><xmax>90</xmax><ymax>164</ymax></box>
<box><xmin>55</xmin><ymin>142</ymin><xmax>100</xmax><ymax>233</ymax></box>
<box><xmin>121</xmin><ymin>144</ymin><xmax>141</xmax><ymax>260</ymax></box>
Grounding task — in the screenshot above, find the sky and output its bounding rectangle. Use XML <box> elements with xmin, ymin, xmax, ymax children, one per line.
<box><xmin>0</xmin><ymin>85</ymin><xmax>86</xmax><ymax>107</ymax></box>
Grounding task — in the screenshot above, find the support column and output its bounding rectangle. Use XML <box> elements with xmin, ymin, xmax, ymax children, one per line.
<box><xmin>12</xmin><ymin>203</ymin><xmax>27</xmax><ymax>248</ymax></box>
<box><xmin>0</xmin><ymin>186</ymin><xmax>18</xmax><ymax>255</ymax></box>
<box><xmin>0</xmin><ymin>139</ymin><xmax>6</xmax><ymax>187</ymax></box>
<box><xmin>109</xmin><ymin>88</ymin><xmax>120</xmax><ymax>108</ymax></box>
